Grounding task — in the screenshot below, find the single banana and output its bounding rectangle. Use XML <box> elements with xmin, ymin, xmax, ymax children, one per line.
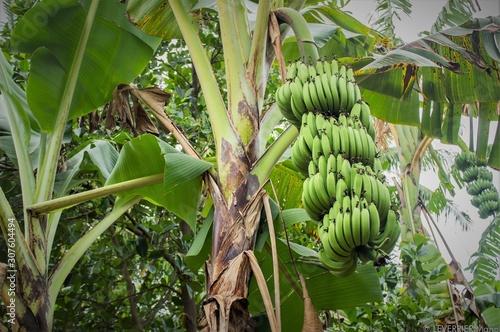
<box><xmin>297</xmin><ymin>62</ymin><xmax>310</xmax><ymax>84</ymax></box>
<box><xmin>349</xmin><ymin>101</ymin><xmax>362</xmax><ymax>119</ymax></box>
<box><xmin>330</xmin><ymin>122</ymin><xmax>341</xmax><ymax>155</ymax></box>
<box><xmin>314</xmin><ymin>76</ymin><xmax>329</xmax><ymax>112</ymax></box>
<box><xmin>352</xmin><ymin>171</ymin><xmax>364</xmax><ymax>198</ymax></box>
<box><xmin>363</xmin><ymin>202</ymin><xmax>380</xmax><ymax>242</ymax></box>
<box><xmin>338</xmin><ymin>124</ymin><xmax>349</xmax><ymax>156</ymax></box>
<box><xmin>315</xmin><ymin>113</ymin><xmax>326</xmax><ymax>134</ymax></box>
<box><xmin>317</xmin><ymin>154</ymin><xmax>328</xmax><ymax>180</ymax></box>
<box><xmin>346</xmin><ymin>80</ymin><xmax>356</xmax><ymax>111</ymax></box>
<box><xmin>301</xmin><ymin>124</ymin><xmax>315</xmax><ymax>152</ymax></box>
<box><xmin>326</xmin><ymin>171</ymin><xmax>337</xmax><ymax>198</ymax></box>
<box><xmin>327</xmin><ymin>154</ymin><xmax>337</xmax><ymax>174</ymax></box>
<box><xmin>321</xmin><ymin>73</ymin><xmax>335</xmax><ymax>111</ymax></box>
<box><xmin>338</xmin><ymin>64</ymin><xmax>347</xmax><ymax>79</ymax></box>
<box><xmin>329</xmin><ymin>74</ymin><xmax>341</xmax><ymax>116</ymax></box>
<box><xmin>346</xmin><ymin>125</ymin><xmax>357</xmax><ymax>160</ymax></box>
<box><xmin>323</xmin><ymin>58</ymin><xmax>332</xmax><ymax>77</ymax></box>
<box><xmin>342</xmin><ymin>210</ymin><xmax>357</xmax><ymax>249</ymax></box>
<box><xmin>340</xmin><ymin>157</ymin><xmax>352</xmax><ymax>191</ymax></box>
<box><xmin>346</xmin><ymin>66</ymin><xmax>354</xmax><ymax>81</ymax></box>
<box><xmin>308</xmin><ymin>80</ymin><xmax>322</xmax><ymax>111</ymax></box>
<box><xmin>338</xmin><ymin>75</ymin><xmax>348</xmax><ymax>111</ymax></box>
<box><xmin>315</xmin><ymin>59</ymin><xmax>324</xmax><ymax>75</ymax></box>
<box><xmin>308</xmin><ymin>160</ymin><xmax>318</xmax><ymax>177</ymax></box>
<box><xmin>308</xmin><ymin>64</ymin><xmax>317</xmax><ymax>80</ymax></box>
<box><xmin>350</xmin><ymin>206</ymin><xmax>363</xmax><ymax>247</ymax></box>
<box><xmin>312</xmin><ymin>135</ymin><xmax>323</xmax><ymax>164</ymax></box>
<box><xmin>302</xmin><ymin>79</ymin><xmax>316</xmax><ymax>112</ymax></box>
<box><xmin>286</xmin><ymin>61</ymin><xmax>297</xmax><ymax>80</ymax></box>
<box><xmin>353</xmin><ymin>128</ymin><xmax>363</xmax><ymax>162</ymax></box>
<box><xmin>376</xmin><ymin>179</ymin><xmax>390</xmax><ymax>222</ymax></box>
<box><xmin>361</xmin><ymin>173</ymin><xmax>373</xmax><ymax>203</ymax></box>
<box><xmin>321</xmin><ymin>132</ymin><xmax>332</xmax><ymax>157</ymax></box>
<box><xmin>353</xmin><ymin>83</ymin><xmax>362</xmax><ymax>103</ymax></box>
<box><xmin>342</xmin><ymin>195</ymin><xmax>352</xmax><ymax>215</ymax></box>
<box><xmin>330</xmin><ymin>59</ymin><xmax>339</xmax><ymax>75</ymax></box>
<box><xmin>306</xmin><ymin>111</ymin><xmax>318</xmax><ymax>137</ymax></box>
<box><xmin>336</xmin><ymin>177</ymin><xmax>348</xmax><ymax>202</ymax></box>
<box><xmin>359</xmin><ymin>205</ymin><xmax>371</xmax><ymax>246</ymax></box>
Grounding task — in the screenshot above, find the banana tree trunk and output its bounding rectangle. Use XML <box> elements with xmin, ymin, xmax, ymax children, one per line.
<box><xmin>198</xmin><ymin>156</ymin><xmax>264</xmax><ymax>331</ymax></box>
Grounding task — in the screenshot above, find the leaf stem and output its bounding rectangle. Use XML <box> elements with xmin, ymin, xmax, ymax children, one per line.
<box><xmin>251</xmin><ymin>125</ymin><xmax>299</xmax><ymax>183</ymax></box>
<box><xmin>48</xmin><ymin>195</ymin><xmax>143</xmax><ymax>305</ymax></box>
<box><xmin>26</xmin><ymin>173</ymin><xmax>163</xmax><ymax>216</ymax></box>
<box><xmin>273</xmin><ymin>7</ymin><xmax>318</xmax><ymax>63</ymax></box>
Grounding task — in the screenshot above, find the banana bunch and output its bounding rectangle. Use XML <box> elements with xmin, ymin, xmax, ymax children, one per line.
<box><xmin>275</xmin><ymin>59</ymin><xmax>374</xmax><ymax>135</ymax></box>
<box><xmin>277</xmin><ymin>58</ymin><xmax>399</xmax><ymax>277</ymax></box>
<box><xmin>454</xmin><ymin>151</ymin><xmax>499</xmax><ymax>219</ymax></box>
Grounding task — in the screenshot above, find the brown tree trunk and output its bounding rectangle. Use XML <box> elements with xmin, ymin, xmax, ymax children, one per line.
<box><xmin>198</xmin><ymin>174</ymin><xmax>264</xmax><ymax>331</ymax></box>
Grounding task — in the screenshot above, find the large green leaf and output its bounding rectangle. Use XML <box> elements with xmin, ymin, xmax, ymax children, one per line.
<box><xmin>358</xmin><ymin>16</ymin><xmax>500</xmax><ymax>104</ymax></box>
<box><xmin>105</xmin><ymin>134</ymin><xmax>211</xmax><ymax>229</ymax></box>
<box><xmin>11</xmin><ymin>0</ymin><xmax>161</xmax><ymax>134</ymax></box>
<box><xmin>126</xmin><ymin>0</ymin><xmax>198</xmax><ymax>39</ymax></box>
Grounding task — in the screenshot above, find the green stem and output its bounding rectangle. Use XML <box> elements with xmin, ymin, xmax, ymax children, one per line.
<box><xmin>35</xmin><ymin>0</ymin><xmax>100</xmax><ymax>204</ymax></box>
<box><xmin>169</xmin><ymin>0</ymin><xmax>236</xmax><ymax>153</ymax></box>
<box><xmin>0</xmin><ymin>188</ymin><xmax>41</xmax><ymax>277</ymax></box>
<box><xmin>26</xmin><ymin>173</ymin><xmax>163</xmax><ymax>216</ymax></box>
<box><xmin>0</xmin><ymin>53</ymin><xmax>36</xmax><ymax>236</ymax></box>
<box><xmin>48</xmin><ymin>195</ymin><xmax>143</xmax><ymax>305</ymax></box>
<box><xmin>273</xmin><ymin>7</ymin><xmax>319</xmax><ymax>63</ymax></box>
<box><xmin>249</xmin><ymin>0</ymin><xmax>271</xmax><ymax>109</ymax></box>
<box><xmin>251</xmin><ymin>125</ymin><xmax>299</xmax><ymax>183</ymax></box>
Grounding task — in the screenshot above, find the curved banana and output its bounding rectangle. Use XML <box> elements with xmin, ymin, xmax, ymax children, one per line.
<box><xmin>314</xmin><ymin>76</ymin><xmax>329</xmax><ymax>112</ymax></box>
<box><xmin>338</xmin><ymin>124</ymin><xmax>349</xmax><ymax>156</ymax></box>
<box><xmin>317</xmin><ymin>154</ymin><xmax>328</xmax><ymax>180</ymax></box>
<box><xmin>363</xmin><ymin>202</ymin><xmax>380</xmax><ymax>242</ymax></box>
<box><xmin>330</xmin><ymin>122</ymin><xmax>341</xmax><ymax>155</ymax></box>
<box><xmin>311</xmin><ymin>135</ymin><xmax>323</xmax><ymax>164</ymax></box>
<box><xmin>342</xmin><ymin>211</ymin><xmax>357</xmax><ymax>249</ymax></box>
<box><xmin>302</xmin><ymin>79</ymin><xmax>316</xmax><ymax>112</ymax></box>
<box><xmin>329</xmin><ymin>74</ymin><xmax>341</xmax><ymax>116</ymax></box>
<box><xmin>361</xmin><ymin>205</ymin><xmax>373</xmax><ymax>245</ymax></box>
<box><xmin>306</xmin><ymin>111</ymin><xmax>318</xmax><ymax>137</ymax></box>
<box><xmin>333</xmin><ymin>212</ymin><xmax>352</xmax><ymax>252</ymax></box>
<box><xmin>326</xmin><ymin>171</ymin><xmax>337</xmax><ymax>198</ymax></box>
<box><xmin>308</xmin><ymin>80</ymin><xmax>322</xmax><ymax>111</ymax></box>
<box><xmin>321</xmin><ymin>133</ymin><xmax>332</xmax><ymax>157</ymax></box>
<box><xmin>338</xmin><ymin>76</ymin><xmax>348</xmax><ymax>111</ymax></box>
<box><xmin>351</xmin><ymin>206</ymin><xmax>363</xmax><ymax>247</ymax></box>
<box><xmin>321</xmin><ymin>73</ymin><xmax>334</xmax><ymax>112</ymax></box>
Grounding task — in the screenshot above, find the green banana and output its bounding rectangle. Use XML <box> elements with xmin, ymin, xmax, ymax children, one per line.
<box><xmin>338</xmin><ymin>76</ymin><xmax>348</xmax><ymax>111</ymax></box>
<box><xmin>342</xmin><ymin>210</ymin><xmax>357</xmax><ymax>249</ymax></box>
<box><xmin>314</xmin><ymin>76</ymin><xmax>329</xmax><ymax>112</ymax></box>
<box><xmin>326</xmin><ymin>171</ymin><xmax>337</xmax><ymax>198</ymax></box>
<box><xmin>321</xmin><ymin>73</ymin><xmax>335</xmax><ymax>112</ymax></box>
<box><xmin>302</xmin><ymin>79</ymin><xmax>316</xmax><ymax>112</ymax></box>
<box><xmin>351</xmin><ymin>206</ymin><xmax>363</xmax><ymax>247</ymax></box>
<box><xmin>312</xmin><ymin>135</ymin><xmax>323</xmax><ymax>163</ymax></box>
<box><xmin>363</xmin><ymin>202</ymin><xmax>380</xmax><ymax>242</ymax></box>
<box><xmin>329</xmin><ymin>74</ymin><xmax>341</xmax><ymax>116</ymax></box>
<box><xmin>308</xmin><ymin>80</ymin><xmax>322</xmax><ymax>111</ymax></box>
<box><xmin>330</xmin><ymin>121</ymin><xmax>341</xmax><ymax>155</ymax></box>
